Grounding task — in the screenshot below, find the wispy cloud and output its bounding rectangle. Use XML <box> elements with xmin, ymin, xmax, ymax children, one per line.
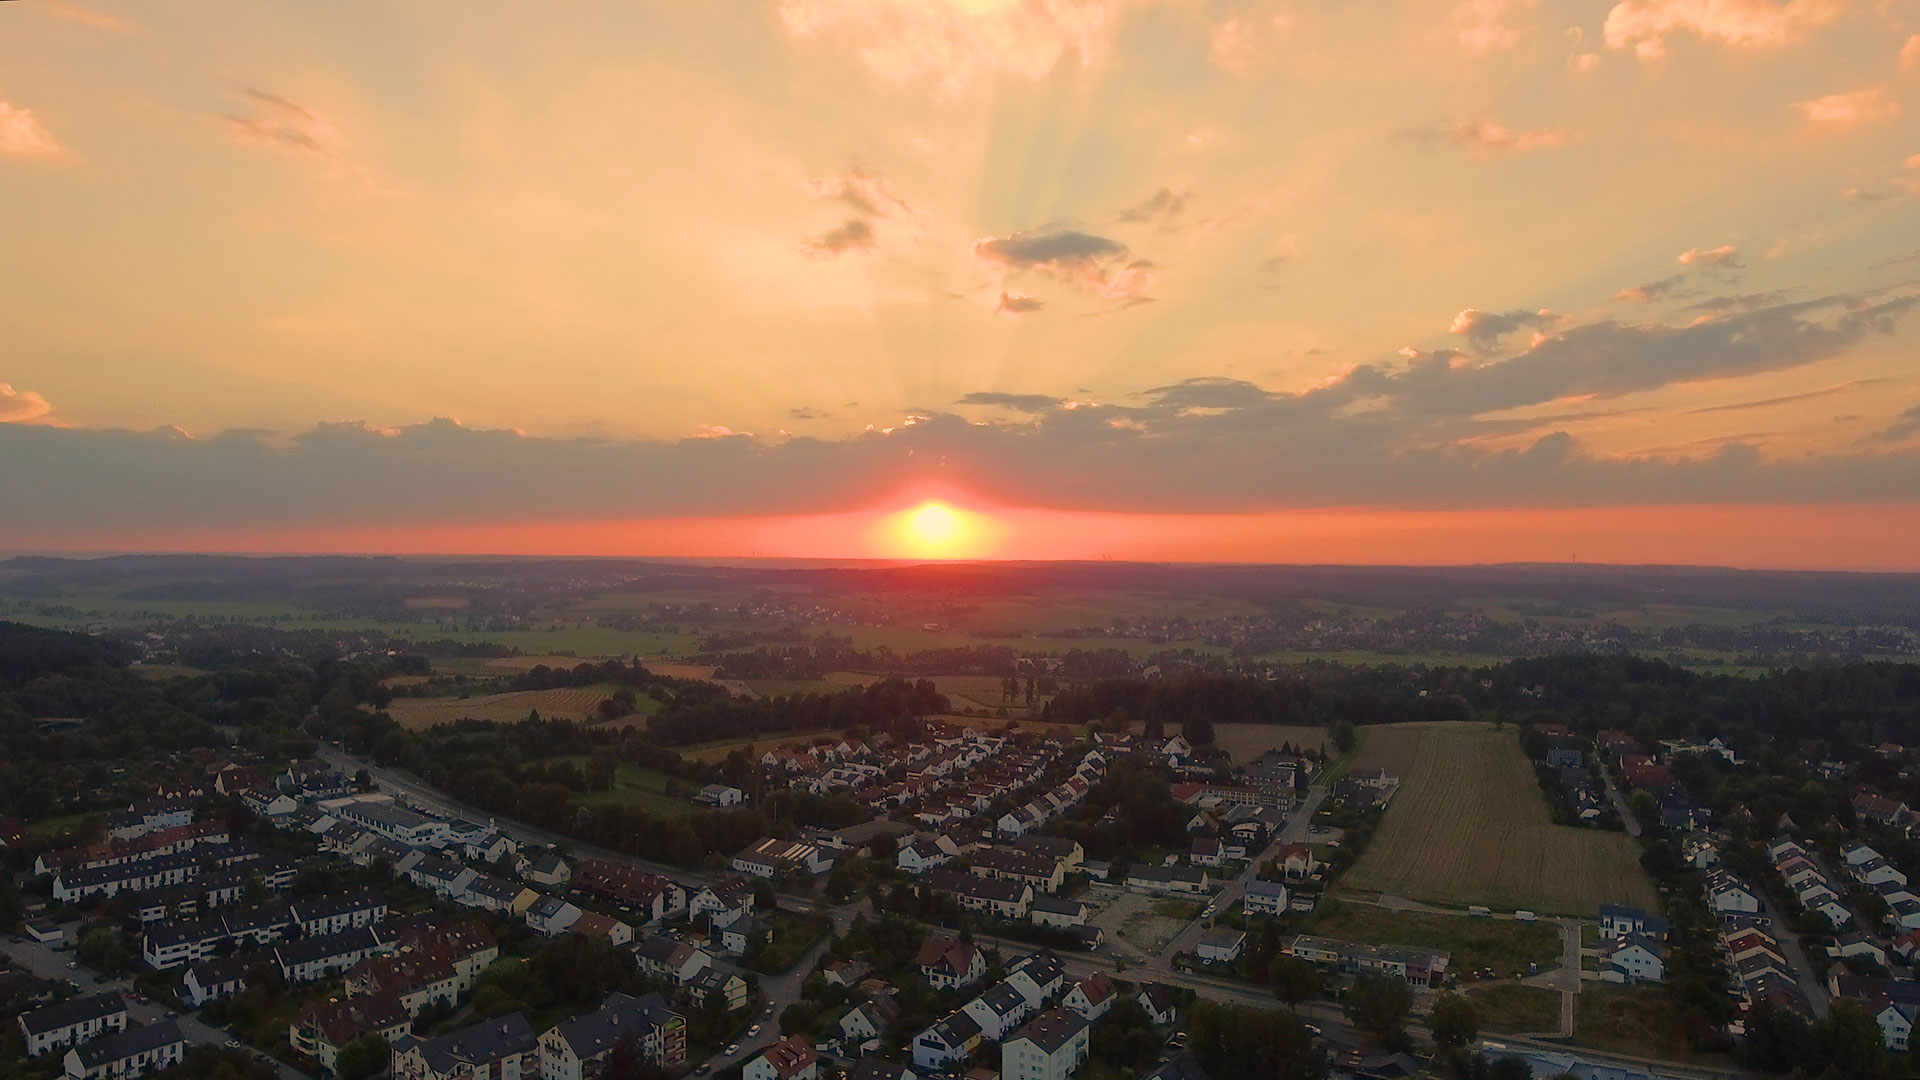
<box><xmin>1794</xmin><ymin>88</ymin><xmax>1900</xmax><ymax>133</ymax></box>
<box><xmin>37</xmin><ymin>0</ymin><xmax>134</xmax><ymax>34</ymax></box>
<box><xmin>1604</xmin><ymin>0</ymin><xmax>1841</xmax><ymax>62</ymax></box>
<box><xmin>777</xmin><ymin>0</ymin><xmax>1120</xmax><ymax>99</ymax></box>
<box><xmin>1678</xmin><ymin>244</ymin><xmax>1741</xmax><ymax>268</ymax></box>
<box><xmin>0</xmin><ymin>102</ymin><xmax>72</xmax><ymax>162</ymax></box>
<box><xmin>1406</xmin><ymin>118</ymin><xmax>1571</xmax><ymax>156</ymax></box>
<box><xmin>0</xmin><ymin>383</ymin><xmax>56</xmax><ymax>425</ymax></box>
<box><xmin>1453</xmin><ymin>0</ymin><xmax>1537</xmax><ymax>53</ymax></box>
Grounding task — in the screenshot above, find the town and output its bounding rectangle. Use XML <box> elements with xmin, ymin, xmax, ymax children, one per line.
<box><xmin>4</xmin><ymin>616</ymin><xmax>1920</xmax><ymax>1080</ymax></box>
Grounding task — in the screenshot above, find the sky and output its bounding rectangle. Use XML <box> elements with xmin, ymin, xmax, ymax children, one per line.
<box><xmin>3</xmin><ymin>0</ymin><xmax>1920</xmax><ymax>566</ymax></box>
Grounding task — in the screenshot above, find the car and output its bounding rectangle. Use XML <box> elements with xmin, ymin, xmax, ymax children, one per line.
<box><xmin>1303</xmin><ymin>1024</ymin><xmax>1322</xmax><ymax>1039</ymax></box>
<box><xmin>66</xmin><ymin>961</ymin><xmax>77</xmax><ymax>969</ymax></box>
<box><xmin>763</xmin><ymin>1003</ymin><xmax>775</xmax><ymax>1017</ymax></box>
<box><xmin>726</xmin><ymin>1044</ymin><xmax>740</xmax><ymax>1056</ymax></box>
<box><xmin>748</xmin><ymin>1024</ymin><xmax>762</xmax><ymax>1037</ymax></box>
<box><xmin>694</xmin><ymin>1066</ymin><xmax>711</xmax><ymax>1077</ymax></box>
<box><xmin>1514</xmin><ymin>910</ymin><xmax>1537</xmax><ymax>922</ymax></box>
<box><xmin>226</xmin><ymin>1040</ymin><xmax>240</xmax><ymax>1049</ymax></box>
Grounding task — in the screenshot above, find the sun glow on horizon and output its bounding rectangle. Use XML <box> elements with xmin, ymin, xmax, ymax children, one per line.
<box><xmin>879</xmin><ymin>498</ymin><xmax>998</xmax><ymax>558</ymax></box>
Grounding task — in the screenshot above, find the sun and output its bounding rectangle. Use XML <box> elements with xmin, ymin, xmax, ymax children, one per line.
<box><xmin>879</xmin><ymin>498</ymin><xmax>993</xmax><ymax>558</ymax></box>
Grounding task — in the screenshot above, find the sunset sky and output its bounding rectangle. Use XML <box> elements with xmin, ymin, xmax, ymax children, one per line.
<box><xmin>3</xmin><ymin>0</ymin><xmax>1920</xmax><ymax>566</ymax></box>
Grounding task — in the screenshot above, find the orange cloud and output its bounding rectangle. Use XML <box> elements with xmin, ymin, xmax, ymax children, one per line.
<box><xmin>1677</xmin><ymin>244</ymin><xmax>1740</xmax><ymax>266</ymax></box>
<box><xmin>1794</xmin><ymin>88</ymin><xmax>1900</xmax><ymax>133</ymax></box>
<box><xmin>37</xmin><ymin>0</ymin><xmax>133</xmax><ymax>34</ymax></box>
<box><xmin>777</xmin><ymin>0</ymin><xmax>1118</xmax><ymax>99</ymax></box>
<box><xmin>1903</xmin><ymin>34</ymin><xmax>1920</xmax><ymax>73</ymax></box>
<box><xmin>0</xmin><ymin>383</ymin><xmax>55</xmax><ymax>425</ymax></box>
<box><xmin>0</xmin><ymin>102</ymin><xmax>71</xmax><ymax>161</ymax></box>
<box><xmin>1453</xmin><ymin>0</ymin><xmax>1538</xmax><ymax>53</ymax></box>
<box><xmin>1209</xmin><ymin>10</ymin><xmax>1291</xmax><ymax>76</ymax></box>
<box><xmin>1415</xmin><ymin>119</ymin><xmax>1572</xmax><ymax>156</ymax></box>
<box><xmin>1604</xmin><ymin>0</ymin><xmax>1841</xmax><ymax>61</ymax></box>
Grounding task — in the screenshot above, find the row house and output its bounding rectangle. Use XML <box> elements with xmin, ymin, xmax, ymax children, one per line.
<box><xmin>63</xmin><ymin>1021</ymin><xmax>185</xmax><ymax>1080</ymax></box>
<box><xmin>1284</xmin><ymin>935</ymin><xmax>1451</xmax><ymax>986</ymax></box>
<box><xmin>969</xmin><ymin>847</ymin><xmax>1065</xmax><ymax>894</ymax></box>
<box><xmin>291</xmin><ymin>994</ymin><xmax>412</xmax><ymax>1075</ymax></box>
<box><xmin>36</xmin><ymin>820</ymin><xmax>230</xmax><ymax>877</ymax></box>
<box><xmin>1125</xmin><ymin>864</ymin><xmax>1211</xmax><ymax>896</ymax></box>
<box><xmin>275</xmin><ymin>926</ymin><xmax>392</xmax><ymax>984</ymax></box>
<box><xmin>53</xmin><ymin>851</ymin><xmax>201</xmax><ymax>904</ymax></box>
<box><xmin>924</xmin><ymin>869</ymin><xmax>1032</xmax><ymax>920</ymax></box>
<box><xmin>572</xmin><ymin>859</ymin><xmax>687</xmax><ymax>925</ymax></box>
<box><xmin>181</xmin><ymin>955</ymin><xmax>252</xmax><ymax>1008</ymax></box>
<box><xmin>634</xmin><ymin>934</ymin><xmax>712</xmax><ymax>985</ymax></box>
<box><xmin>105</xmin><ymin>795</ymin><xmax>196</xmax><ymax>842</ymax></box>
<box><xmin>1769</xmin><ymin>842</ymin><xmax>1853</xmax><ymax>928</ymax></box>
<box><xmin>392</xmin><ymin>1012</ymin><xmax>537</xmax><ymax>1080</ymax></box>
<box><xmin>18</xmin><ymin>993</ymin><xmax>128</xmax><ymax>1057</ymax></box>
<box><xmin>538</xmin><ymin>992</ymin><xmax>686</xmax><ymax>1079</ymax></box>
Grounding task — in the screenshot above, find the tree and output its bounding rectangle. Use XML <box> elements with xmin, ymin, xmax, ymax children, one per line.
<box><xmin>1330</xmin><ymin>720</ymin><xmax>1357</xmax><ymax>754</ymax></box>
<box><xmin>76</xmin><ymin>927</ymin><xmax>129</xmax><ymax>973</ymax></box>
<box><xmin>1428</xmin><ymin>992</ymin><xmax>1480</xmax><ymax>1049</ymax></box>
<box><xmin>334</xmin><ymin>1034</ymin><xmax>390</xmax><ymax>1080</ymax></box>
<box><xmin>1269</xmin><ymin>956</ymin><xmax>1321</xmax><ymax>1009</ymax></box>
<box><xmin>1188</xmin><ymin>1001</ymin><xmax>1324</xmax><ymax>1080</ymax></box>
<box><xmin>1184</xmin><ymin>716</ymin><xmax>1215</xmax><ymax>746</ymax></box>
<box><xmin>1344</xmin><ymin>972</ymin><xmax>1413</xmax><ymax>1045</ymax></box>
<box><xmin>1809</xmin><ymin>1001</ymin><xmax>1884</xmax><ymax>1079</ymax></box>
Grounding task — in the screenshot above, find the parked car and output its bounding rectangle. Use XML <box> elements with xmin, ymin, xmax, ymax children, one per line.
<box><xmin>1514</xmin><ymin>910</ymin><xmax>1537</xmax><ymax>922</ymax></box>
<box><xmin>1468</xmin><ymin>906</ymin><xmax>1491</xmax><ymax>918</ymax></box>
<box><xmin>748</xmin><ymin>1024</ymin><xmax>762</xmax><ymax>1037</ymax></box>
<box><xmin>726</xmin><ymin>1044</ymin><xmax>740</xmax><ymax>1056</ymax></box>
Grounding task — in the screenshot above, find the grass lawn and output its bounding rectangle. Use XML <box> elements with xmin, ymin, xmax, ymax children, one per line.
<box><xmin>1339</xmin><ymin>723</ymin><xmax>1655</xmax><ymax>916</ymax></box>
<box><xmin>749</xmin><ymin>910</ymin><xmax>832</xmax><ymax>974</ymax></box>
<box><xmin>1307</xmin><ymin>902</ymin><xmax>1562</xmax><ymax>977</ymax></box>
<box><xmin>1151</xmin><ymin>899</ymin><xmax>1204</xmax><ymax>920</ymax></box>
<box><xmin>565</xmin><ymin>762</ymin><xmax>697</xmax><ymax>817</ymax></box>
<box><xmin>26</xmin><ymin>811</ymin><xmax>96</xmax><ymax>841</ymax></box>
<box><xmin>1465</xmin><ymin>984</ymin><xmax>1562</xmax><ymax>1033</ymax></box>
<box><xmin>1574</xmin><ymin>984</ymin><xmax>1705</xmax><ymax>1061</ymax></box>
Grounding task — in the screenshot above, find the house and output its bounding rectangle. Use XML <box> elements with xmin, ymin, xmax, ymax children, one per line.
<box><xmin>1598</xmin><ymin>936</ymin><xmax>1667</xmax><ymax>983</ymax></box>
<box><xmin>1274</xmin><ymin>844</ymin><xmax>1319</xmax><ymax>881</ymax></box>
<box><xmin>1062</xmin><ymin>974</ymin><xmax>1116</xmax><ymax>1022</ymax></box>
<box><xmin>1196</xmin><ymin>928</ymin><xmax>1246</xmax><ymax>965</ymax></box>
<box><xmin>1029</xmin><ymin>896</ymin><xmax>1089</xmax><ymax>929</ymax></box>
<box><xmin>274</xmin><ymin>926</ymin><xmax>390</xmax><ymax>983</ymax></box>
<box><xmin>1244</xmin><ymin>879</ymin><xmax>1290</xmax><ymax>917</ymax></box>
<box><xmin>823</xmin><ymin>959</ymin><xmax>873</xmax><ymax>988</ymax></box>
<box><xmin>1190</xmin><ymin>838</ymin><xmax>1225</xmax><ymax>868</ymax></box>
<box><xmin>1125</xmin><ymin>864</ymin><xmax>1210</xmax><ymax>895</ymax></box>
<box><xmin>635</xmin><ymin>934</ymin><xmax>711</xmax><ymax>985</ymax></box>
<box><xmin>838</xmin><ymin>997</ymin><xmax>902</xmax><ymax>1044</ymax></box>
<box><xmin>20</xmin><ymin>994</ymin><xmax>128</xmax><ymax>1058</ymax></box>
<box><xmin>970</xmin><ymin>847</ymin><xmax>1065</xmax><ymax>894</ymax></box>
<box><xmin>391</xmin><ymin>1013</ymin><xmax>537</xmax><ymax>1080</ymax></box>
<box><xmin>1706</xmin><ymin>871</ymin><xmax>1762</xmax><ymax>914</ymax></box>
<box><xmin>694</xmin><ymin>784</ymin><xmax>745</xmax><ymax>808</ymax></box>
<box><xmin>525</xmin><ymin>896</ymin><xmax>583</xmax><ymax>936</ymax></box>
<box><xmin>690</xmin><ymin>878</ymin><xmax>756</xmax><ymax>925</ymax></box>
<box><xmin>898</xmin><ymin>839</ymin><xmax>952</xmax><ymax>875</ymax></box>
<box><xmin>1138</xmin><ymin>984</ymin><xmax>1179</xmax><ymax>1026</ymax></box>
<box><xmin>912</xmin><ymin>1011</ymin><xmax>983</xmax><ymax>1072</ymax></box>
<box><xmin>686</xmin><ymin>968</ymin><xmax>750</xmax><ymax>1013</ymax></box>
<box><xmin>1829</xmin><ymin>933</ymin><xmax>1890</xmax><ymax>967</ymax></box>
<box><xmin>538</xmin><ymin>992</ymin><xmax>687</xmax><ymax>1079</ymax></box>
<box><xmin>963</xmin><ymin>981</ymin><xmax>1036</xmax><ymax>1041</ymax></box>
<box><xmin>1597</xmin><ymin>904</ymin><xmax>1669</xmax><ymax>941</ymax></box>
<box><xmin>917</xmin><ymin>936</ymin><xmax>986</xmax><ymax>990</ymax></box>
<box><xmin>293</xmin><ymin>890</ymin><xmax>388</xmax><ymax>936</ymax></box>
<box><xmin>62</xmin><ymin>1022</ymin><xmax>185</xmax><ymax>1080</ymax></box>
<box><xmin>1284</xmin><ymin>935</ymin><xmax>1451</xmax><ymax>986</ymax></box>
<box><xmin>180</xmin><ymin>956</ymin><xmax>251</xmax><ymax>1008</ymax></box>
<box><xmin>291</xmin><ymin>994</ymin><xmax>413</xmax><ymax>1075</ymax></box>
<box><xmin>925</xmin><ymin>870</ymin><xmax>1033</xmax><ymax>920</ymax></box>
<box><xmin>525</xmin><ymin>854</ymin><xmax>571</xmax><ymax>888</ymax></box>
<box><xmin>746</xmin><ymin>1036</ymin><xmax>819</xmax><ymax>1080</ymax></box>
<box><xmin>1012</xmin><ymin>835</ymin><xmax>1084</xmax><ymax>871</ymax></box>
<box><xmin>1001</xmin><ymin>1009</ymin><xmax>1090</xmax><ymax>1080</ymax></box>
<box><xmin>1006</xmin><ymin>950</ymin><xmax>1068</xmax><ymax>1007</ymax></box>
<box><xmin>1544</xmin><ymin>737</ymin><xmax>1584</xmax><ymax>769</ymax></box>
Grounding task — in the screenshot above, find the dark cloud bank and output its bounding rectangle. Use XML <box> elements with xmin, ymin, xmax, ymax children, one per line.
<box><xmin>4</xmin><ymin>295</ymin><xmax>1918</xmax><ymax>533</ymax></box>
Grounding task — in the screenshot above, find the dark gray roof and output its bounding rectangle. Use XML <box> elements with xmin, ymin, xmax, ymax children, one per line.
<box><xmin>292</xmin><ymin>890</ymin><xmax>385</xmax><ymax>923</ymax></box>
<box><xmin>399</xmin><ymin>1012</ymin><xmax>535</xmax><ymax>1073</ymax></box>
<box><xmin>552</xmin><ymin>992</ymin><xmax>680</xmax><ymax>1058</ymax></box>
<box><xmin>20</xmin><ymin>992</ymin><xmax>124</xmax><ymax>1036</ymax></box>
<box><xmin>274</xmin><ymin>926</ymin><xmax>382</xmax><ymax>967</ymax></box>
<box><xmin>1148</xmin><ymin>1052</ymin><xmax>1211</xmax><ymax>1080</ymax></box>
<box><xmin>1007</xmin><ymin>1008</ymin><xmax>1088</xmax><ymax>1053</ymax></box>
<box><xmin>72</xmin><ymin>1021</ymin><xmax>182</xmax><ymax>1068</ymax></box>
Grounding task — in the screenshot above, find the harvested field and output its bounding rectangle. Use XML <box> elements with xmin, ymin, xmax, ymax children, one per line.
<box><xmin>1340</xmin><ymin>722</ymin><xmax>1655</xmax><ymax>916</ymax></box>
<box><xmin>1195</xmin><ymin>723</ymin><xmax>1327</xmax><ymax>762</ymax></box>
<box><xmin>386</xmin><ymin>687</ymin><xmax>610</xmax><ymax>729</ymax></box>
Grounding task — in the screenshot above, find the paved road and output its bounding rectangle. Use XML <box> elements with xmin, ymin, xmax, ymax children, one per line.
<box><xmin>1598</xmin><ymin>766</ymin><xmax>1642</xmax><ymax>838</ymax></box>
<box><xmin>1756</xmin><ymin>892</ymin><xmax>1831</xmax><ymax>1018</ymax></box>
<box><xmin>2</xmin><ymin>929</ymin><xmax>310</xmax><ymax>1080</ymax></box>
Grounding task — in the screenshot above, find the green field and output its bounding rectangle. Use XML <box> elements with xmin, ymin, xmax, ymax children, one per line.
<box><xmin>1308</xmin><ymin>902</ymin><xmax>1562</xmax><ymax>977</ymax></box>
<box><xmin>1575</xmin><ymin>984</ymin><xmax>1708</xmax><ymax>1061</ymax></box>
<box><xmin>543</xmin><ymin>759</ymin><xmax>697</xmax><ymax>817</ymax></box>
<box><xmin>1340</xmin><ymin>723</ymin><xmax>1656</xmax><ymax>916</ymax></box>
<box><xmin>1465</xmin><ymin>984</ymin><xmax>1561</xmax><ymax>1033</ymax></box>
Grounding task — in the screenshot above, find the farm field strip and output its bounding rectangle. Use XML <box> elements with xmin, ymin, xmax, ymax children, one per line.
<box><xmin>1340</xmin><ymin>722</ymin><xmax>1655</xmax><ymax>915</ymax></box>
<box><xmin>384</xmin><ymin>687</ymin><xmax>611</xmax><ymax>729</ymax></box>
